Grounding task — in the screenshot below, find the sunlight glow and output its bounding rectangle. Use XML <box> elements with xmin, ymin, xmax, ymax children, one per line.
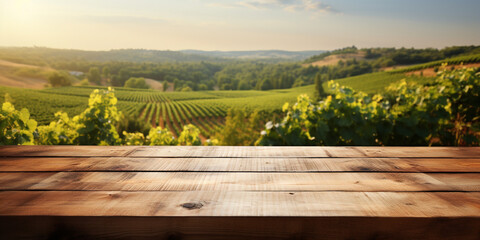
<box><xmin>2</xmin><ymin>0</ymin><xmax>37</xmax><ymax>25</ymax></box>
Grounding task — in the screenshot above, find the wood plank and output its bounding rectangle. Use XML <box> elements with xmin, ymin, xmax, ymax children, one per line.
<box><xmin>1</xmin><ymin>172</ymin><xmax>478</xmax><ymax>192</ymax></box>
<box><xmin>1</xmin><ymin>216</ymin><xmax>479</xmax><ymax>240</ymax></box>
<box><xmin>2</xmin><ymin>146</ymin><xmax>479</xmax><ymax>158</ymax></box>
<box><xmin>129</xmin><ymin>146</ymin><xmax>336</xmax><ymax>157</ymax></box>
<box><xmin>353</xmin><ymin>147</ymin><xmax>480</xmax><ymax>158</ymax></box>
<box><xmin>1</xmin><ymin>191</ymin><xmax>480</xmax><ymax>217</ymax></box>
<box><xmin>1</xmin><ymin>157</ymin><xmax>480</xmax><ymax>172</ymax></box>
<box><xmin>129</xmin><ymin>146</ymin><xmax>480</xmax><ymax>158</ymax></box>
<box><xmin>0</xmin><ymin>146</ymin><xmax>139</xmax><ymax>157</ymax></box>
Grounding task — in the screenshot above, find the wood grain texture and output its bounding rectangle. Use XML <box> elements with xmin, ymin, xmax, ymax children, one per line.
<box><xmin>353</xmin><ymin>147</ymin><xmax>480</xmax><ymax>158</ymax></box>
<box><xmin>1</xmin><ymin>157</ymin><xmax>480</xmax><ymax>172</ymax></box>
<box><xmin>3</xmin><ymin>146</ymin><xmax>478</xmax><ymax>158</ymax></box>
<box><xmin>1</xmin><ymin>191</ymin><xmax>480</xmax><ymax>217</ymax></box>
<box><xmin>1</xmin><ymin>146</ymin><xmax>479</xmax><ymax>239</ymax></box>
<box><xmin>0</xmin><ymin>145</ymin><xmax>139</xmax><ymax>157</ymax></box>
<box><xmin>1</xmin><ymin>172</ymin><xmax>479</xmax><ymax>192</ymax></box>
<box><xmin>129</xmin><ymin>146</ymin><xmax>480</xmax><ymax>158</ymax></box>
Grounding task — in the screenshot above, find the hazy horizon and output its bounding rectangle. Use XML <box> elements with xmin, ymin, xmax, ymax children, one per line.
<box><xmin>1</xmin><ymin>0</ymin><xmax>479</xmax><ymax>51</ymax></box>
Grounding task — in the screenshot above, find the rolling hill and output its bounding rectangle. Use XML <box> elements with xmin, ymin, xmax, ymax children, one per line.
<box><xmin>180</xmin><ymin>50</ymin><xmax>325</xmax><ymax>61</ymax></box>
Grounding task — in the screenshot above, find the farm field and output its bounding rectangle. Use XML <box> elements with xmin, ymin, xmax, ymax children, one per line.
<box><xmin>2</xmin><ymin>51</ymin><xmax>479</xmax><ymax>139</ymax></box>
<box><xmin>333</xmin><ymin>72</ymin><xmax>433</xmax><ymax>94</ymax></box>
<box><xmin>0</xmin><ymin>68</ymin><xmax>435</xmax><ymax>139</ymax></box>
<box><xmin>0</xmin><ymin>84</ymin><xmax>317</xmax><ymax>138</ymax></box>
<box><xmin>388</xmin><ymin>53</ymin><xmax>480</xmax><ymax>74</ymax></box>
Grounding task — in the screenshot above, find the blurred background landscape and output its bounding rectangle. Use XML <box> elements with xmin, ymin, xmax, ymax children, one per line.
<box><xmin>0</xmin><ymin>0</ymin><xmax>479</xmax><ymax>146</ymax></box>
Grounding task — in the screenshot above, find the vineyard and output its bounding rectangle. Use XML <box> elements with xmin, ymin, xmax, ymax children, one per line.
<box><xmin>387</xmin><ymin>53</ymin><xmax>480</xmax><ymax>74</ymax></box>
<box><xmin>2</xmin><ymin>54</ymin><xmax>479</xmax><ymax>139</ymax></box>
<box><xmin>0</xmin><ymin>85</ymin><xmax>316</xmax><ymax>138</ymax></box>
<box><xmin>333</xmin><ymin>72</ymin><xmax>433</xmax><ymax>94</ymax></box>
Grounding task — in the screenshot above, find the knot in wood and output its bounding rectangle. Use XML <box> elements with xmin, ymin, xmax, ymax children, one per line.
<box><xmin>181</xmin><ymin>202</ymin><xmax>203</xmax><ymax>210</ymax></box>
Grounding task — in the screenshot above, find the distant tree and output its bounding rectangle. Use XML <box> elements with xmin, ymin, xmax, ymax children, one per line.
<box><xmin>237</xmin><ymin>80</ymin><xmax>250</xmax><ymax>90</ymax></box>
<box><xmin>220</xmin><ymin>83</ymin><xmax>232</xmax><ymax>90</ymax></box>
<box><xmin>180</xmin><ymin>86</ymin><xmax>192</xmax><ymax>92</ymax></box>
<box><xmin>102</xmin><ymin>67</ymin><xmax>111</xmax><ymax>84</ymax></box>
<box><xmin>162</xmin><ymin>81</ymin><xmax>169</xmax><ymax>92</ymax></box>
<box><xmin>124</xmin><ymin>77</ymin><xmax>150</xmax><ymax>89</ymax></box>
<box><xmin>48</xmin><ymin>72</ymin><xmax>71</xmax><ymax>87</ymax></box>
<box><xmin>79</xmin><ymin>79</ymin><xmax>90</xmax><ymax>86</ymax></box>
<box><xmin>260</xmin><ymin>79</ymin><xmax>273</xmax><ymax>90</ymax></box>
<box><xmin>88</xmin><ymin>67</ymin><xmax>102</xmax><ymax>85</ymax></box>
<box><xmin>198</xmin><ymin>83</ymin><xmax>208</xmax><ymax>91</ymax></box>
<box><xmin>102</xmin><ymin>67</ymin><xmax>110</xmax><ymax>78</ymax></box>
<box><xmin>314</xmin><ymin>73</ymin><xmax>326</xmax><ymax>99</ymax></box>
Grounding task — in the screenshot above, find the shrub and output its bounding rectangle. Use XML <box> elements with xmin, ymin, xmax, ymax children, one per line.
<box><xmin>257</xmin><ymin>67</ymin><xmax>480</xmax><ymax>146</ymax></box>
<box><xmin>124</xmin><ymin>77</ymin><xmax>150</xmax><ymax>89</ymax></box>
<box><xmin>75</xmin><ymin>87</ymin><xmax>120</xmax><ymax>145</ymax></box>
<box><xmin>147</xmin><ymin>126</ymin><xmax>176</xmax><ymax>145</ymax></box>
<box><xmin>0</xmin><ymin>102</ymin><xmax>37</xmax><ymax>145</ymax></box>
<box><xmin>177</xmin><ymin>124</ymin><xmax>201</xmax><ymax>146</ymax></box>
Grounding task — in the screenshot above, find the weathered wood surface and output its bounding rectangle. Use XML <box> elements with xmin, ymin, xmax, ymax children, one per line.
<box><xmin>2</xmin><ymin>145</ymin><xmax>480</xmax><ymax>158</ymax></box>
<box><xmin>0</xmin><ymin>146</ymin><xmax>479</xmax><ymax>240</ymax></box>
<box><xmin>2</xmin><ymin>157</ymin><xmax>480</xmax><ymax>172</ymax></box>
<box><xmin>1</xmin><ymin>172</ymin><xmax>479</xmax><ymax>192</ymax></box>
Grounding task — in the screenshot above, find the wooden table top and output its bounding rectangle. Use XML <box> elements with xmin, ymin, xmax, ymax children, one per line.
<box><xmin>1</xmin><ymin>146</ymin><xmax>479</xmax><ymax>218</ymax></box>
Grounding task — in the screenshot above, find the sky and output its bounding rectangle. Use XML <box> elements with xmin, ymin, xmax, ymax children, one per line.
<box><xmin>0</xmin><ymin>0</ymin><xmax>479</xmax><ymax>51</ymax></box>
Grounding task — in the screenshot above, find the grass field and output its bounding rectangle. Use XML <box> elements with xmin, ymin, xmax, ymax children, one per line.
<box><xmin>0</xmin><ymin>59</ymin><xmax>53</xmax><ymax>89</ymax></box>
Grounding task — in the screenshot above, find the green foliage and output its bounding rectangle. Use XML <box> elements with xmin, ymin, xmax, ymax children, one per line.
<box><xmin>305</xmin><ymin>46</ymin><xmax>358</xmax><ymax>63</ymax></box>
<box><xmin>48</xmin><ymin>71</ymin><xmax>72</xmax><ymax>87</ymax></box>
<box><xmin>204</xmin><ymin>138</ymin><xmax>219</xmax><ymax>146</ymax></box>
<box><xmin>36</xmin><ymin>112</ymin><xmax>78</xmax><ymax>145</ymax></box>
<box><xmin>102</xmin><ymin>67</ymin><xmax>110</xmax><ymax>78</ymax></box>
<box><xmin>314</xmin><ymin>73</ymin><xmax>326</xmax><ymax>98</ymax></box>
<box><xmin>216</xmin><ymin>109</ymin><xmax>264</xmax><ymax>146</ymax></box>
<box><xmin>4</xmin><ymin>93</ymin><xmax>14</xmax><ymax>104</ymax></box>
<box><xmin>0</xmin><ymin>102</ymin><xmax>37</xmax><ymax>145</ymax></box>
<box><xmin>124</xmin><ymin>77</ymin><xmax>150</xmax><ymax>89</ymax></box>
<box><xmin>259</xmin><ymin>79</ymin><xmax>273</xmax><ymax>90</ymax></box>
<box><xmin>181</xmin><ymin>86</ymin><xmax>193</xmax><ymax>92</ymax></box>
<box><xmin>333</xmin><ymin>72</ymin><xmax>433</xmax><ymax>94</ymax></box>
<box><xmin>116</xmin><ymin>113</ymin><xmax>151</xmax><ymax>138</ymax></box>
<box><xmin>79</xmin><ymin>79</ymin><xmax>90</xmax><ymax>86</ymax></box>
<box><xmin>162</xmin><ymin>81</ymin><xmax>169</xmax><ymax>92</ymax></box>
<box><xmin>434</xmin><ymin>66</ymin><xmax>480</xmax><ymax>145</ymax></box>
<box><xmin>177</xmin><ymin>124</ymin><xmax>201</xmax><ymax>146</ymax></box>
<box><xmin>122</xmin><ymin>131</ymin><xmax>145</xmax><ymax>145</ymax></box>
<box><xmin>13</xmin><ymin>67</ymin><xmax>51</xmax><ymax>79</ymax></box>
<box><xmin>87</xmin><ymin>67</ymin><xmax>102</xmax><ymax>85</ymax></box>
<box><xmin>75</xmin><ymin>87</ymin><xmax>120</xmax><ymax>145</ymax></box>
<box><xmin>147</xmin><ymin>126</ymin><xmax>176</xmax><ymax>145</ymax></box>
<box><xmin>257</xmin><ymin>67</ymin><xmax>480</xmax><ymax>146</ymax></box>
<box><xmin>388</xmin><ymin>54</ymin><xmax>480</xmax><ymax>74</ymax></box>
